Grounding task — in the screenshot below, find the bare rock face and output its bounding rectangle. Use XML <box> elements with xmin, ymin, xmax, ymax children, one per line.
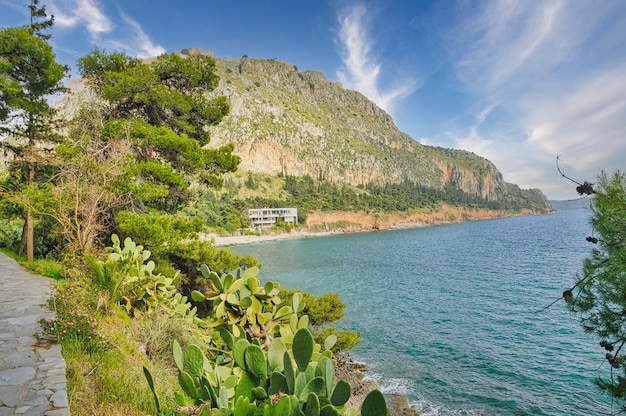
<box><xmin>205</xmin><ymin>57</ymin><xmax>550</xmax><ymax>209</ymax></box>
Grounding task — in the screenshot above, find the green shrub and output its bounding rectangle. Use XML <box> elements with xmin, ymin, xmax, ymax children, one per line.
<box><xmin>0</xmin><ymin>218</ymin><xmax>22</xmax><ymax>250</ymax></box>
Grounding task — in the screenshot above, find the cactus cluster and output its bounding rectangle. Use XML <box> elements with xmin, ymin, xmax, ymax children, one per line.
<box><xmin>191</xmin><ymin>265</ymin><xmax>306</xmax><ymax>349</ymax></box>
<box><xmin>145</xmin><ymin>327</ymin><xmax>388</xmax><ymax>416</ymax></box>
<box><xmin>101</xmin><ymin>235</ymin><xmax>182</xmax><ymax>315</ymax></box>
<box><xmin>142</xmin><ymin>263</ymin><xmax>389</xmax><ymax>415</ymax></box>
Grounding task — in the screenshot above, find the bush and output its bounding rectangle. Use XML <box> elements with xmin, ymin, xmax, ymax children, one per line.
<box><xmin>0</xmin><ymin>218</ymin><xmax>21</xmax><ymax>250</ymax></box>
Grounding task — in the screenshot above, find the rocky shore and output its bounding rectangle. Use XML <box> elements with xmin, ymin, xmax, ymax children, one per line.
<box><xmin>335</xmin><ymin>356</ymin><xmax>419</xmax><ymax>416</ymax></box>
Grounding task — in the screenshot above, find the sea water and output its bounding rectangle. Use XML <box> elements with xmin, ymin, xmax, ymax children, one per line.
<box><xmin>230</xmin><ymin>209</ymin><xmax>615</xmax><ymax>415</ymax></box>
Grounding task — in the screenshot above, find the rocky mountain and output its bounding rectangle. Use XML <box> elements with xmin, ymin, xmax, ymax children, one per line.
<box><xmin>204</xmin><ymin>56</ymin><xmax>551</xmax><ymax>210</ymax></box>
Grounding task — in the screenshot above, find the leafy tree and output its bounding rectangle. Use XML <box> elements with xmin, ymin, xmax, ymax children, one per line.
<box><xmin>0</xmin><ymin>3</ymin><xmax>67</xmax><ymax>261</ymax></box>
<box><xmin>564</xmin><ymin>171</ymin><xmax>626</xmax><ymax>406</ymax></box>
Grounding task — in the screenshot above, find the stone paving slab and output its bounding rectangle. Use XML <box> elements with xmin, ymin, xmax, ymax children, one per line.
<box><xmin>0</xmin><ymin>253</ymin><xmax>70</xmax><ymax>415</ymax></box>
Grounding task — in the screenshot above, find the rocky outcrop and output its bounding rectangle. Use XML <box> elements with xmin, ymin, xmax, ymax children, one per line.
<box><xmin>205</xmin><ymin>57</ymin><xmax>549</xmax><ymax>208</ymax></box>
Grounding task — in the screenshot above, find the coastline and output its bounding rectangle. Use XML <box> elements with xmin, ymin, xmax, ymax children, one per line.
<box><xmin>206</xmin><ymin>207</ymin><xmax>553</xmax><ymax>415</ymax></box>
<box><xmin>208</xmin><ymin>206</ymin><xmax>551</xmax><ymax>247</ymax></box>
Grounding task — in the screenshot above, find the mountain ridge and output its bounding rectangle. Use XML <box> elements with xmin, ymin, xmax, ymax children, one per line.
<box><xmin>203</xmin><ymin>56</ymin><xmax>551</xmax><ymax>211</ymax></box>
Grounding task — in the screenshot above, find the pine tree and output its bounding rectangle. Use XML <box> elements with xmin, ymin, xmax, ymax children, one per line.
<box><xmin>565</xmin><ymin>171</ymin><xmax>626</xmax><ymax>405</ymax></box>
<box><xmin>0</xmin><ymin>1</ymin><xmax>67</xmax><ymax>261</ymax></box>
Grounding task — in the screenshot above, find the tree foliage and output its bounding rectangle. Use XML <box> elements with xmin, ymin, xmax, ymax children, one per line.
<box><xmin>565</xmin><ymin>171</ymin><xmax>626</xmax><ymax>405</ymax></box>
<box><xmin>42</xmin><ymin>49</ymin><xmax>242</xmax><ymax>256</ymax></box>
<box><xmin>0</xmin><ymin>5</ymin><xmax>67</xmax><ymax>261</ymax></box>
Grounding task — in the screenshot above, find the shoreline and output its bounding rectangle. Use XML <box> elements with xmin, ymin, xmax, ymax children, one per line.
<box><xmin>208</xmin><ymin>207</ymin><xmax>552</xmax><ymax>247</ymax></box>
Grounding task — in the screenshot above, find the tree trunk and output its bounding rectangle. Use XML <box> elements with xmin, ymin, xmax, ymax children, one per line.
<box><xmin>17</xmin><ymin>220</ymin><xmax>27</xmax><ymax>256</ymax></box>
<box><xmin>24</xmin><ymin>166</ymin><xmax>35</xmax><ymax>262</ymax></box>
<box><xmin>25</xmin><ymin>210</ymin><xmax>34</xmax><ymax>262</ymax></box>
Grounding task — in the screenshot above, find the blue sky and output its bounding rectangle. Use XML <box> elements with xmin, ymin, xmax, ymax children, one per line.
<box><xmin>2</xmin><ymin>0</ymin><xmax>625</xmax><ymax>200</ymax></box>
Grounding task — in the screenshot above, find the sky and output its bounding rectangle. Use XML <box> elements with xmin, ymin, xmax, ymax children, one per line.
<box><xmin>2</xmin><ymin>0</ymin><xmax>625</xmax><ymax>200</ymax></box>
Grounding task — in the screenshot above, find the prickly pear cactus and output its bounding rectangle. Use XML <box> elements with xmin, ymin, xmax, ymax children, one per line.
<box><xmin>191</xmin><ymin>265</ymin><xmax>304</xmax><ymax>349</ymax></box>
<box><xmin>101</xmin><ymin>235</ymin><xmax>180</xmax><ymax>316</ymax></box>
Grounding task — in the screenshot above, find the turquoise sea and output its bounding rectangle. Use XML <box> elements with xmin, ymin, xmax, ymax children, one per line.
<box><xmin>231</xmin><ymin>209</ymin><xmax>615</xmax><ymax>415</ymax></box>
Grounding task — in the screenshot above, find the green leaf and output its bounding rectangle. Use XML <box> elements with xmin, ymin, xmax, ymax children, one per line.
<box><xmin>297</xmin><ymin>315</ymin><xmax>309</xmax><ymax>330</ymax></box>
<box><xmin>268</xmin><ymin>338</ymin><xmax>287</xmax><ymax>371</ymax></box>
<box><xmin>215</xmin><ymin>300</ymin><xmax>226</xmax><ymax>318</ymax></box>
<box><xmin>268</xmin><ymin>371</ymin><xmax>289</xmax><ymax>395</ymax></box>
<box><xmin>240</xmin><ymin>296</ymin><xmax>253</xmax><ymax>308</ymax></box>
<box><xmin>209</xmin><ymin>270</ymin><xmax>224</xmax><ymax>291</ymax></box>
<box><xmin>293</xmin><ymin>328</ymin><xmax>314</xmax><ymax>373</ymax></box>
<box><xmin>245</xmin><ymin>344</ymin><xmax>268</xmax><ymax>379</ymax></box>
<box><xmin>324</xmin><ymin>335</ymin><xmax>337</xmax><ymax>351</ymax></box>
<box><xmin>316</xmin><ymin>356</ymin><xmax>334</xmax><ymax>396</ymax></box>
<box><xmin>299</xmin><ymin>377</ymin><xmax>326</xmax><ymax>401</ymax></box>
<box><xmin>234</xmin><ymin>338</ymin><xmax>251</xmax><ymax>370</ymax></box>
<box><xmin>223</xmin><ymin>273</ymin><xmax>235</xmax><ymax>290</ymax></box>
<box><xmin>330</xmin><ymin>380</ymin><xmax>351</xmax><ymax>407</ymax></box>
<box><xmin>319</xmin><ymin>405</ymin><xmax>340</xmax><ymax>416</ymax></box>
<box><xmin>242</xmin><ymin>266</ymin><xmax>259</xmax><ymax>279</ymax></box>
<box><xmin>284</xmin><ymin>351</ymin><xmax>295</xmax><ymax>395</ymax></box>
<box><xmin>191</xmin><ymin>290</ymin><xmax>206</xmax><ymax>302</ymax></box>
<box><xmin>305</xmin><ymin>392</ymin><xmax>320</xmax><ymax>416</ymax></box>
<box><xmin>273</xmin><ymin>396</ymin><xmax>292</xmax><ymax>416</ymax></box>
<box><xmin>294</xmin><ymin>372</ymin><xmax>307</xmax><ymax>399</ymax></box>
<box><xmin>173</xmin><ymin>340</ymin><xmax>184</xmax><ymax>371</ymax></box>
<box><xmin>228</xmin><ymin>278</ymin><xmax>246</xmax><ymax>293</ymax></box>
<box><xmin>252</xmin><ymin>386</ymin><xmax>268</xmax><ymax>400</ymax></box>
<box><xmin>247</xmin><ymin>277</ymin><xmax>260</xmax><ymax>293</ymax></box>
<box><xmin>234</xmin><ymin>372</ymin><xmax>257</xmax><ymax>402</ymax></box>
<box><xmin>234</xmin><ymin>396</ymin><xmax>254</xmax><ymax>416</ymax></box>
<box><xmin>184</xmin><ymin>344</ymin><xmax>205</xmax><ymax>377</ymax></box>
<box><xmin>178</xmin><ymin>370</ymin><xmax>198</xmax><ymax>399</ymax></box>
<box><xmin>142</xmin><ymin>366</ymin><xmax>161</xmax><ymax>414</ymax></box>
<box><xmin>274</xmin><ymin>305</ymin><xmax>293</xmax><ymax>320</ymax></box>
<box><xmin>360</xmin><ymin>389</ymin><xmax>388</xmax><ymax>416</ymax></box>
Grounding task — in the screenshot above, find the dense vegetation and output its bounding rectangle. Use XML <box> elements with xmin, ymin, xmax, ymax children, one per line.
<box><xmin>1</xmin><ymin>5</ymin><xmax>374</xmax><ymax>414</ymax></box>
<box><xmin>564</xmin><ymin>171</ymin><xmax>626</xmax><ymax>408</ymax></box>
<box><xmin>183</xmin><ymin>172</ymin><xmax>552</xmax><ymax>234</ymax></box>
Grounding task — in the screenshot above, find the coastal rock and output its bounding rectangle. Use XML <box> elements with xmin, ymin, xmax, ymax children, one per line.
<box><xmin>384</xmin><ymin>394</ymin><xmax>420</xmax><ymax>416</ymax></box>
<box><xmin>335</xmin><ymin>355</ymin><xmax>419</xmax><ymax>416</ymax></box>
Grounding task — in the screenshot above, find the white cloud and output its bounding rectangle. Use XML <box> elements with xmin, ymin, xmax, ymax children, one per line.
<box><xmin>117</xmin><ymin>12</ymin><xmax>166</xmax><ymax>58</ymax></box>
<box><xmin>447</xmin><ymin>0</ymin><xmax>604</xmax><ymax>94</ymax></box>
<box><xmin>49</xmin><ymin>0</ymin><xmax>112</xmax><ymax>36</ymax></box>
<box><xmin>47</xmin><ymin>0</ymin><xmax>164</xmax><ymax>59</ymax></box>
<box><xmin>524</xmin><ymin>69</ymin><xmax>626</xmax><ymax>176</ymax></box>
<box><xmin>441</xmin><ymin>0</ymin><xmax>626</xmax><ymax>199</ymax></box>
<box><xmin>335</xmin><ymin>4</ymin><xmax>417</xmax><ymax>114</ymax></box>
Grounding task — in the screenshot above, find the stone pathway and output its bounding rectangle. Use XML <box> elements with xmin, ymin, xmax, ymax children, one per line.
<box><xmin>0</xmin><ymin>253</ymin><xmax>70</xmax><ymax>416</ymax></box>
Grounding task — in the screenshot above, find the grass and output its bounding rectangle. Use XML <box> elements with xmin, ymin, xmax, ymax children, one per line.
<box><xmin>0</xmin><ymin>248</ymin><xmax>68</xmax><ymax>280</ymax></box>
<box><xmin>9</xmin><ymin>246</ymin><xmax>190</xmax><ymax>416</ymax></box>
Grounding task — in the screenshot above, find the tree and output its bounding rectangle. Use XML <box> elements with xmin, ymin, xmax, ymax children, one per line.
<box><xmin>76</xmin><ymin>49</ymin><xmax>240</xmax><ymax>208</ymax></box>
<box><xmin>564</xmin><ymin>171</ymin><xmax>626</xmax><ymax>405</ymax></box>
<box><xmin>0</xmin><ymin>2</ymin><xmax>67</xmax><ymax>261</ymax></box>
<box><xmin>44</xmin><ymin>48</ymin><xmax>240</xmax><ymax>256</ymax></box>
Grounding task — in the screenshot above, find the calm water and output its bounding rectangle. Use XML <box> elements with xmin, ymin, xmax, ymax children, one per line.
<box><xmin>231</xmin><ymin>210</ymin><xmax>615</xmax><ymax>415</ymax></box>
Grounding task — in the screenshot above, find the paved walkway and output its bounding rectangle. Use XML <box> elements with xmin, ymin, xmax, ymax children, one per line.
<box><xmin>0</xmin><ymin>253</ymin><xmax>70</xmax><ymax>416</ymax></box>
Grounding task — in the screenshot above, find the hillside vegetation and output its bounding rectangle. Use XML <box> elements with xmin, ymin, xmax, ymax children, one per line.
<box><xmin>202</xmin><ymin>55</ymin><xmax>552</xmax><ymax>213</ymax></box>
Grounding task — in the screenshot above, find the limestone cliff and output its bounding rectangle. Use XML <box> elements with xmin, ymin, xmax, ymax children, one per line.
<box><xmin>205</xmin><ymin>57</ymin><xmax>550</xmax><ymax>209</ymax></box>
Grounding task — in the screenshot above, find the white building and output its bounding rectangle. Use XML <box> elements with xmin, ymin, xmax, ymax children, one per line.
<box><xmin>248</xmin><ymin>208</ymin><xmax>298</xmax><ymax>228</ymax></box>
